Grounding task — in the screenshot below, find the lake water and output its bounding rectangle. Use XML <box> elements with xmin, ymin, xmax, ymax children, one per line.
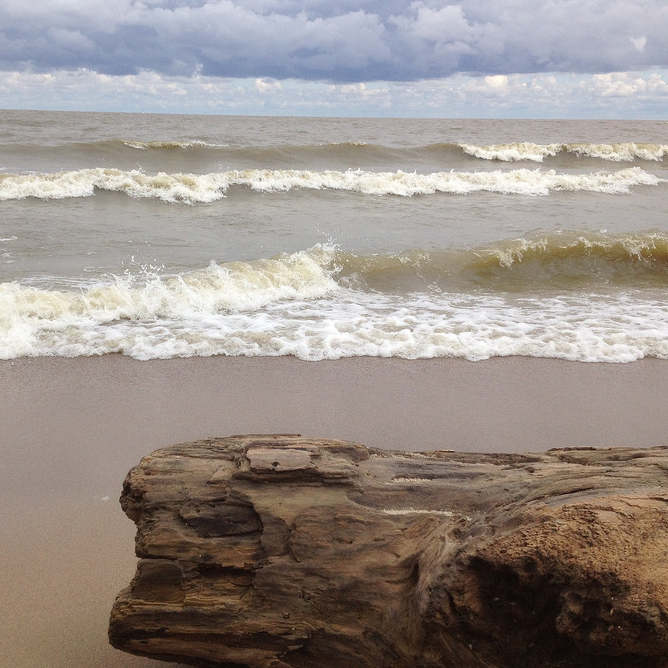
<box><xmin>1</xmin><ymin>110</ymin><xmax>667</xmax><ymax>362</ymax></box>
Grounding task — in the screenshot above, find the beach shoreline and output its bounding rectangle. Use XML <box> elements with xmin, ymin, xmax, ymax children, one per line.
<box><xmin>3</xmin><ymin>354</ymin><xmax>668</xmax><ymax>668</ymax></box>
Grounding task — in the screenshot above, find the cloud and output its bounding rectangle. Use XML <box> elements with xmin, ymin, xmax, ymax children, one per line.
<box><xmin>1</xmin><ymin>0</ymin><xmax>667</xmax><ymax>82</ymax></box>
<box><xmin>591</xmin><ymin>71</ymin><xmax>668</xmax><ymax>98</ymax></box>
<box><xmin>2</xmin><ymin>0</ymin><xmax>668</xmax><ymax>118</ymax></box>
<box><xmin>2</xmin><ymin>67</ymin><xmax>667</xmax><ymax>118</ymax></box>
<box><xmin>631</xmin><ymin>36</ymin><xmax>647</xmax><ymax>53</ymax></box>
<box><xmin>255</xmin><ymin>77</ymin><xmax>282</xmax><ymax>92</ymax></box>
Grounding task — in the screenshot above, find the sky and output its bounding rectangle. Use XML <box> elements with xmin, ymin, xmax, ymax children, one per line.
<box><xmin>1</xmin><ymin>0</ymin><xmax>668</xmax><ymax>117</ymax></box>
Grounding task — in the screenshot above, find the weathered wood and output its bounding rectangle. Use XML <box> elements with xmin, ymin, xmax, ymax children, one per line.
<box><xmin>109</xmin><ymin>434</ymin><xmax>668</xmax><ymax>668</ymax></box>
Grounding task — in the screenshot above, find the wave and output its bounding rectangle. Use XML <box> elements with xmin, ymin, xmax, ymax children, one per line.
<box><xmin>120</xmin><ymin>139</ymin><xmax>408</xmax><ymax>168</ymax></box>
<box><xmin>4</xmin><ymin>138</ymin><xmax>666</xmax><ymax>169</ymax></box>
<box><xmin>0</xmin><ymin>246</ymin><xmax>338</xmax><ymax>358</ymax></box>
<box><xmin>0</xmin><ymin>166</ymin><xmax>662</xmax><ymax>202</ymax></box>
<box><xmin>4</xmin><ymin>233</ymin><xmax>668</xmax><ymax>362</ymax></box>
<box><xmin>122</xmin><ymin>139</ymin><xmax>372</xmax><ymax>150</ymax></box>
<box><xmin>1</xmin><ymin>245</ymin><xmax>335</xmax><ymax>320</ymax></box>
<box><xmin>459</xmin><ymin>142</ymin><xmax>668</xmax><ymax>163</ymax></box>
<box><xmin>54</xmin><ymin>139</ymin><xmax>668</xmax><ymax>163</ymax></box>
<box><xmin>122</xmin><ymin>139</ymin><xmax>228</xmax><ymax>150</ymax></box>
<box><xmin>336</xmin><ymin>230</ymin><xmax>668</xmax><ymax>292</ymax></box>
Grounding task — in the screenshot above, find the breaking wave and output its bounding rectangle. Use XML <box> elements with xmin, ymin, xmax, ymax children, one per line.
<box><xmin>4</xmin><ymin>232</ymin><xmax>668</xmax><ymax>362</ymax></box>
<box><xmin>117</xmin><ymin>138</ymin><xmax>668</xmax><ymax>164</ymax></box>
<box><xmin>0</xmin><ymin>167</ymin><xmax>662</xmax><ymax>203</ymax></box>
<box><xmin>123</xmin><ymin>140</ymin><xmax>227</xmax><ymax>150</ymax></box>
<box><xmin>459</xmin><ymin>142</ymin><xmax>668</xmax><ymax>163</ymax></box>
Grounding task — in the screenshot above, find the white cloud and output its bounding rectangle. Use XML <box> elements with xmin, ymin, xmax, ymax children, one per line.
<box><xmin>255</xmin><ymin>77</ymin><xmax>282</xmax><ymax>92</ymax></box>
<box><xmin>2</xmin><ymin>67</ymin><xmax>668</xmax><ymax>118</ymax></box>
<box><xmin>631</xmin><ymin>36</ymin><xmax>647</xmax><ymax>53</ymax></box>
<box><xmin>484</xmin><ymin>75</ymin><xmax>509</xmax><ymax>90</ymax></box>
<box><xmin>591</xmin><ymin>71</ymin><xmax>668</xmax><ymax>98</ymax></box>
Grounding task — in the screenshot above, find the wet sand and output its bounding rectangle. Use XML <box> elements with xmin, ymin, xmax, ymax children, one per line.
<box><xmin>2</xmin><ymin>354</ymin><xmax>668</xmax><ymax>667</ymax></box>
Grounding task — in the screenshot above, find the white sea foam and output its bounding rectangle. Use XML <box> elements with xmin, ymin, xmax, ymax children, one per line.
<box><xmin>123</xmin><ymin>140</ymin><xmax>227</xmax><ymax>150</ymax></box>
<box><xmin>460</xmin><ymin>142</ymin><xmax>563</xmax><ymax>162</ymax></box>
<box><xmin>460</xmin><ymin>142</ymin><xmax>668</xmax><ymax>162</ymax></box>
<box><xmin>0</xmin><ymin>169</ymin><xmax>231</xmax><ymax>203</ymax></box>
<box><xmin>0</xmin><ymin>247</ymin><xmax>339</xmax><ymax>359</ymax></box>
<box><xmin>3</xmin><ymin>260</ymin><xmax>668</xmax><ymax>362</ymax></box>
<box><xmin>0</xmin><ymin>167</ymin><xmax>662</xmax><ymax>202</ymax></box>
<box><xmin>568</xmin><ymin>142</ymin><xmax>668</xmax><ymax>162</ymax></box>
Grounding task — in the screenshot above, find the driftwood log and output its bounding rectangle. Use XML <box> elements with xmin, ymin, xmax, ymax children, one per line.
<box><xmin>109</xmin><ymin>434</ymin><xmax>668</xmax><ymax>668</ymax></box>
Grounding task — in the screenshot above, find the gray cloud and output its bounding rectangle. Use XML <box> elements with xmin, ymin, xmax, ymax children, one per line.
<box><xmin>1</xmin><ymin>0</ymin><xmax>667</xmax><ymax>81</ymax></box>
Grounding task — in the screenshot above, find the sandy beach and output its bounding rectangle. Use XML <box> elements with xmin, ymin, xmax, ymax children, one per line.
<box><xmin>3</xmin><ymin>354</ymin><xmax>668</xmax><ymax>668</ymax></box>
